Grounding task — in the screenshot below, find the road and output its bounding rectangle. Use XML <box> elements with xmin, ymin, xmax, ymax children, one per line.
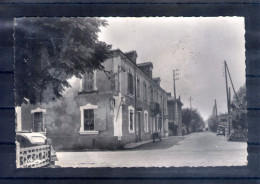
<box><xmin>55</xmin><ymin>132</ymin><xmax>247</xmax><ymax>167</ymax></box>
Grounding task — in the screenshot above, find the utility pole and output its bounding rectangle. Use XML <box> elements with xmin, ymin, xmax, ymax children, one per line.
<box><xmin>173</xmin><ymin>69</ymin><xmax>180</xmax><ymax>135</ymax></box>
<box><xmin>224</xmin><ymin>61</ymin><xmax>230</xmax><ymax>115</ymax></box>
<box><xmin>173</xmin><ymin>69</ymin><xmax>179</xmax><ymax>100</ymax></box>
<box><xmin>188</xmin><ymin>96</ymin><xmax>193</xmax><ymax>109</ymax></box>
<box><xmin>188</xmin><ymin>96</ymin><xmax>193</xmax><ymax>134</ymax></box>
<box><xmin>215</xmin><ymin>99</ymin><xmax>218</xmax><ymax>128</ymax></box>
<box><xmin>224</xmin><ymin>61</ymin><xmax>229</xmax><ymax>135</ymax></box>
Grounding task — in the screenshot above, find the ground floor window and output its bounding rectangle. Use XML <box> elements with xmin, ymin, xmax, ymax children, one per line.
<box><xmin>84</xmin><ymin>109</ymin><xmax>94</xmax><ymax>131</ymax></box>
<box><xmin>128</xmin><ymin>105</ymin><xmax>135</xmax><ymax>133</ymax></box>
<box><xmin>79</xmin><ymin>104</ymin><xmax>98</xmax><ymax>134</ymax></box>
<box><xmin>31</xmin><ymin>108</ymin><xmax>46</xmax><ymax>132</ymax></box>
<box><xmin>33</xmin><ymin>112</ymin><xmax>43</xmax><ymax>132</ymax></box>
<box><xmin>144</xmin><ymin>111</ymin><xmax>149</xmax><ymax>132</ymax></box>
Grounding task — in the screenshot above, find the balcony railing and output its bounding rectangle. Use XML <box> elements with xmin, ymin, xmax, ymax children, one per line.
<box><xmin>17</xmin><ymin>144</ymin><xmax>51</xmax><ymax>168</ymax></box>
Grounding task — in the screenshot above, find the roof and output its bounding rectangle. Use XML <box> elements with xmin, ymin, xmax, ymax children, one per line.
<box><xmin>137</xmin><ymin>62</ymin><xmax>154</xmax><ymax>68</ymax></box>
<box><xmin>168</xmin><ymin>98</ymin><xmax>183</xmax><ymax>106</ymax></box>
<box><xmin>110</xmin><ymin>49</ymin><xmax>168</xmax><ymax>94</ymax></box>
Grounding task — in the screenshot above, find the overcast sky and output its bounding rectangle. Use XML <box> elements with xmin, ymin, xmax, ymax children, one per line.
<box><xmin>98</xmin><ymin>17</ymin><xmax>245</xmax><ymax>120</ymax></box>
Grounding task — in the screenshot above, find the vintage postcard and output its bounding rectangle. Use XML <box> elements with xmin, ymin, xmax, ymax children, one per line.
<box><xmin>14</xmin><ymin>17</ymin><xmax>247</xmax><ymax>168</ymax></box>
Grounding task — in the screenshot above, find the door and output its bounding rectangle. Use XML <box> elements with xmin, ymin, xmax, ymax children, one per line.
<box><xmin>136</xmin><ymin>111</ymin><xmax>141</xmax><ymax>141</ymax></box>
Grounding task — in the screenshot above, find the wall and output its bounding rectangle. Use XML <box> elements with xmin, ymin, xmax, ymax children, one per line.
<box><xmin>168</xmin><ymin>99</ymin><xmax>183</xmax><ymax>136</ymax></box>
<box><xmin>20</xmin><ymin>50</ymin><xmax>170</xmax><ymax>150</ymax></box>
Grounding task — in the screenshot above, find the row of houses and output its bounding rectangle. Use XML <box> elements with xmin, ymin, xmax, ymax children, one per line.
<box><xmin>16</xmin><ymin>49</ymin><xmax>183</xmax><ymax>150</ymax></box>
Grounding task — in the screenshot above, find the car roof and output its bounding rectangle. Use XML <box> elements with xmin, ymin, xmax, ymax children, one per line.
<box><xmin>16</xmin><ymin>132</ymin><xmax>47</xmax><ymax>144</ymax></box>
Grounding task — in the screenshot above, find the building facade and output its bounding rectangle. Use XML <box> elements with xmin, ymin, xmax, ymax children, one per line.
<box><xmin>167</xmin><ymin>94</ymin><xmax>183</xmax><ymax>136</ymax></box>
<box><xmin>18</xmin><ymin>49</ymin><xmax>169</xmax><ymax>150</ymax></box>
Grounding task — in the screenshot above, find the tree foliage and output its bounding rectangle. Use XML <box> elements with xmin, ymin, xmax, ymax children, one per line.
<box><xmin>207</xmin><ymin>84</ymin><xmax>246</xmax><ymax>132</ymax></box>
<box><xmin>15</xmin><ymin>17</ymin><xmax>112</xmax><ymax>106</ymax></box>
<box><xmin>182</xmin><ymin>108</ymin><xmax>205</xmax><ymax>134</ymax></box>
<box><xmin>208</xmin><ymin>115</ymin><xmax>216</xmax><ymax>132</ymax></box>
<box><xmin>230</xmin><ymin>85</ymin><xmax>247</xmax><ymax>129</ymax></box>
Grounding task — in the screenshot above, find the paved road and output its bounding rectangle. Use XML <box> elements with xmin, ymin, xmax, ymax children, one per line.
<box><xmin>56</xmin><ymin>132</ymin><xmax>247</xmax><ymax>167</ymax></box>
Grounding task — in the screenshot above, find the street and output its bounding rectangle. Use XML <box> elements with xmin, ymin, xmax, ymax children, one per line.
<box><xmin>55</xmin><ymin>132</ymin><xmax>247</xmax><ymax>167</ymax></box>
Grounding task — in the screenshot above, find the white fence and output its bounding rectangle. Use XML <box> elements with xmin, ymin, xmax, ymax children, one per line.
<box><xmin>16</xmin><ymin>143</ymin><xmax>51</xmax><ymax>168</ymax></box>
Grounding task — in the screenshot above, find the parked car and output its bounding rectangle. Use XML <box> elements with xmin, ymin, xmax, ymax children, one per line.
<box><xmin>16</xmin><ymin>132</ymin><xmax>58</xmax><ymax>165</ymax></box>
<box><xmin>216</xmin><ymin>125</ymin><xmax>225</xmax><ymax>136</ymax></box>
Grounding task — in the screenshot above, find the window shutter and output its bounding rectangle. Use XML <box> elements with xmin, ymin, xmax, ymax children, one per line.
<box><xmin>127</xmin><ymin>73</ymin><xmax>130</xmax><ymax>94</ymax></box>
<box><xmin>94</xmin><ymin>108</ymin><xmax>107</xmax><ymax>131</ymax></box>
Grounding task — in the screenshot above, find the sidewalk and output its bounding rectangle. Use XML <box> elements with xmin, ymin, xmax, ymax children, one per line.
<box><xmin>123</xmin><ymin>136</ymin><xmax>184</xmax><ymax>149</ymax></box>
<box><xmin>124</xmin><ymin>139</ymin><xmax>153</xmax><ymax>149</ymax></box>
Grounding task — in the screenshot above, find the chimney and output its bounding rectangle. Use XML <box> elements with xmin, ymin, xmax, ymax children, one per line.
<box><xmin>125</xmin><ymin>51</ymin><xmax>138</xmax><ymax>64</ymax></box>
<box><xmin>137</xmin><ymin>62</ymin><xmax>153</xmax><ymax>78</ymax></box>
<box><xmin>152</xmin><ymin>77</ymin><xmax>161</xmax><ymax>86</ymax></box>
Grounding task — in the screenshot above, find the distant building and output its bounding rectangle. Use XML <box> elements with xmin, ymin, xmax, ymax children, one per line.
<box><xmin>18</xmin><ymin>49</ymin><xmax>169</xmax><ymax>150</ymax></box>
<box><xmin>167</xmin><ymin>94</ymin><xmax>183</xmax><ymax>136</ymax></box>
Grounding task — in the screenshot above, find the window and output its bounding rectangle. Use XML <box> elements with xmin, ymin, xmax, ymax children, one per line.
<box><xmin>79</xmin><ymin>104</ymin><xmax>98</xmax><ymax>134</ymax></box>
<box><xmin>150</xmin><ymin>88</ymin><xmax>153</xmax><ymax>103</ymax></box>
<box><xmin>157</xmin><ymin>91</ymin><xmax>159</xmax><ymax>102</ymax></box>
<box><xmin>137</xmin><ymin>78</ymin><xmax>140</xmax><ymax>98</ymax></box>
<box><xmin>83</xmin><ymin>71</ymin><xmax>94</xmax><ymax>91</ymax></box>
<box><xmin>84</xmin><ymin>109</ymin><xmax>94</xmax><ymax>131</ymax></box>
<box><xmin>160</xmin><ymin>95</ymin><xmax>163</xmax><ymax>106</ymax></box>
<box><xmin>31</xmin><ymin>108</ymin><xmax>46</xmax><ymax>132</ymax></box>
<box><xmin>143</xmin><ymin>83</ymin><xmax>147</xmax><ymax>102</ymax></box>
<box><xmin>144</xmin><ymin>111</ymin><xmax>149</xmax><ymax>132</ymax></box>
<box><xmin>128</xmin><ymin>105</ymin><xmax>135</xmax><ymax>133</ymax></box>
<box><xmin>127</xmin><ymin>73</ymin><xmax>134</xmax><ymax>95</ymax></box>
<box><xmin>33</xmin><ymin>112</ymin><xmax>43</xmax><ymax>132</ymax></box>
<box><xmin>130</xmin><ymin>110</ymin><xmax>134</xmax><ymax>131</ymax></box>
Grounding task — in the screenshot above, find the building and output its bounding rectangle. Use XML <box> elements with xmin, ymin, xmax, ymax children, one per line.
<box><xmin>18</xmin><ymin>49</ymin><xmax>169</xmax><ymax>150</ymax></box>
<box><xmin>167</xmin><ymin>94</ymin><xmax>183</xmax><ymax>136</ymax></box>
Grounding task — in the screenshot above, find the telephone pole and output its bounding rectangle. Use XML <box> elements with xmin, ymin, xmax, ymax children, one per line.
<box><xmin>173</xmin><ymin>69</ymin><xmax>179</xmax><ymax>100</ymax></box>
<box><xmin>173</xmin><ymin>69</ymin><xmax>180</xmax><ymax>135</ymax></box>
<box><xmin>224</xmin><ymin>61</ymin><xmax>230</xmax><ymax>115</ymax></box>
<box><xmin>215</xmin><ymin>99</ymin><xmax>218</xmax><ymax>128</ymax></box>
<box><xmin>188</xmin><ymin>96</ymin><xmax>193</xmax><ymax>109</ymax></box>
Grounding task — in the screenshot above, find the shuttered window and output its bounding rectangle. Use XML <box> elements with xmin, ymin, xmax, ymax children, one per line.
<box><xmin>137</xmin><ymin>78</ymin><xmax>140</xmax><ymax>98</ymax></box>
<box><xmin>144</xmin><ymin>112</ymin><xmax>149</xmax><ymax>132</ymax></box>
<box><xmin>127</xmin><ymin>73</ymin><xmax>134</xmax><ymax>95</ymax></box>
<box><xmin>84</xmin><ymin>109</ymin><xmax>94</xmax><ymax>131</ymax></box>
<box><xmin>33</xmin><ymin>112</ymin><xmax>43</xmax><ymax>132</ymax></box>
<box><xmin>83</xmin><ymin>72</ymin><xmax>94</xmax><ymax>91</ymax></box>
<box><xmin>143</xmin><ymin>83</ymin><xmax>147</xmax><ymax>102</ymax></box>
<box><xmin>129</xmin><ymin>110</ymin><xmax>134</xmax><ymax>131</ymax></box>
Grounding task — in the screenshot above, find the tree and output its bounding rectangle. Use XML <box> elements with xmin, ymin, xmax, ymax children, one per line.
<box><xmin>182</xmin><ymin>108</ymin><xmax>205</xmax><ymax>134</ymax></box>
<box><xmin>230</xmin><ymin>85</ymin><xmax>247</xmax><ymax>129</ymax></box>
<box><xmin>207</xmin><ymin>114</ymin><xmax>218</xmax><ymax>132</ymax></box>
<box><xmin>15</xmin><ymin>17</ymin><xmax>112</xmax><ymax>106</ymax></box>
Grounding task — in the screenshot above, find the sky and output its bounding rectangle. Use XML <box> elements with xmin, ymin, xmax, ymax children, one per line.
<box><xmin>98</xmin><ymin>17</ymin><xmax>246</xmax><ymax>120</ymax></box>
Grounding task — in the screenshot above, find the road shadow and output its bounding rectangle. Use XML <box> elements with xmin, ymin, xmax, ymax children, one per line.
<box><xmin>128</xmin><ymin>136</ymin><xmax>186</xmax><ymax>151</ymax></box>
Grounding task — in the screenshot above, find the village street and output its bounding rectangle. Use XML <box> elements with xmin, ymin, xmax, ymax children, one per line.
<box><xmin>55</xmin><ymin>132</ymin><xmax>247</xmax><ymax>168</ymax></box>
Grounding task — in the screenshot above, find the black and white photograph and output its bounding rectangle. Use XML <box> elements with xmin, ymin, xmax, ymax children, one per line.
<box><xmin>14</xmin><ymin>17</ymin><xmax>247</xmax><ymax>168</ymax></box>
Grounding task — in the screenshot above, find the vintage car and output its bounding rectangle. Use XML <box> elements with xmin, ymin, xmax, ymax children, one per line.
<box><xmin>216</xmin><ymin>125</ymin><xmax>226</xmax><ymax>136</ymax></box>
<box><xmin>16</xmin><ymin>132</ymin><xmax>58</xmax><ymax>165</ymax></box>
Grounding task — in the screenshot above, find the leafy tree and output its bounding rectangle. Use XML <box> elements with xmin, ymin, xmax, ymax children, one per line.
<box><xmin>182</xmin><ymin>108</ymin><xmax>205</xmax><ymax>134</ymax></box>
<box><xmin>230</xmin><ymin>85</ymin><xmax>247</xmax><ymax>129</ymax></box>
<box><xmin>207</xmin><ymin>115</ymin><xmax>218</xmax><ymax>132</ymax></box>
<box><xmin>15</xmin><ymin>17</ymin><xmax>112</xmax><ymax>106</ymax></box>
